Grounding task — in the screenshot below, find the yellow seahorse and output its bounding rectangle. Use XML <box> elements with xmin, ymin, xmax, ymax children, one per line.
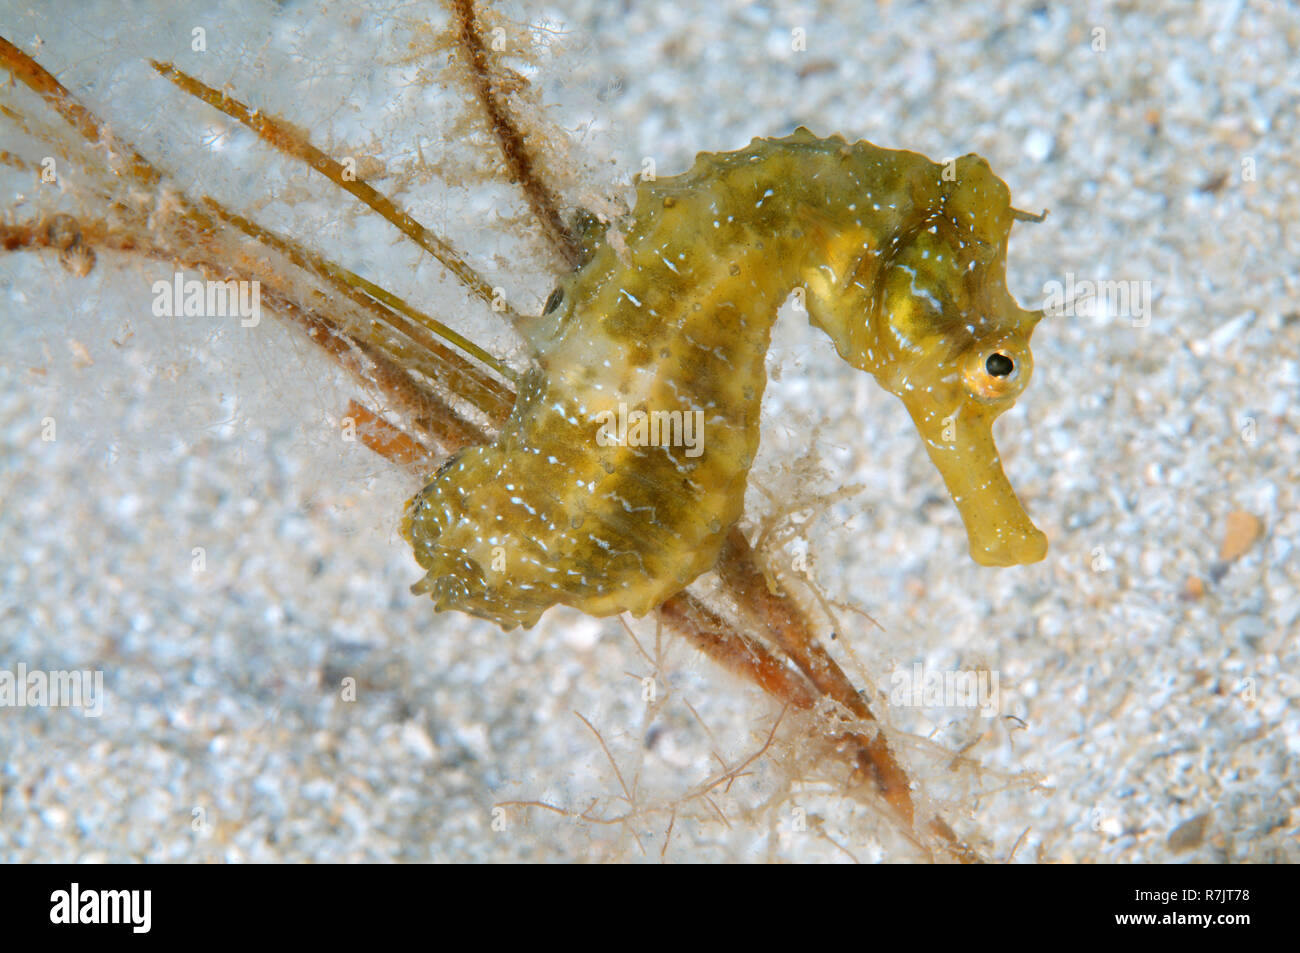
<box><xmin>403</xmin><ymin>128</ymin><xmax>1048</xmax><ymax>629</ymax></box>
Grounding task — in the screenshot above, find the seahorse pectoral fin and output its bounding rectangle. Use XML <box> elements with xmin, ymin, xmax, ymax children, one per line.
<box><xmin>905</xmin><ymin>400</ymin><xmax>1047</xmax><ymax>567</ymax></box>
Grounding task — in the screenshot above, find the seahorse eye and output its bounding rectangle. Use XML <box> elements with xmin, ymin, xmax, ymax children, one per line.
<box><xmin>985</xmin><ymin>352</ymin><xmax>1015</xmax><ymax>377</ymax></box>
<box><xmin>963</xmin><ymin>344</ymin><xmax>1029</xmax><ymax>402</ymax></box>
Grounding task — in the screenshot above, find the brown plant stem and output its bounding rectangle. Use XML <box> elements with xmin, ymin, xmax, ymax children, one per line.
<box><xmin>448</xmin><ymin>0</ymin><xmax>583</xmax><ymax>269</ymax></box>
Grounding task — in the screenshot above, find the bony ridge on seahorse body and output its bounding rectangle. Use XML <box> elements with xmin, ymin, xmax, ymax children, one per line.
<box><xmin>403</xmin><ymin>127</ymin><xmax>1049</xmax><ymax>629</ymax></box>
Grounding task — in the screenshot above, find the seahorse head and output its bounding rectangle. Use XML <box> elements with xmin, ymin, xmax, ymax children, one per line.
<box><xmin>878</xmin><ymin>156</ymin><xmax>1046</xmax><ymax>566</ymax></box>
<box><xmin>815</xmin><ymin>153</ymin><xmax>1048</xmax><ymax>567</ymax></box>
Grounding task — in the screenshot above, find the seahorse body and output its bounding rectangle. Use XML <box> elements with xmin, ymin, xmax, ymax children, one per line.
<box><xmin>404</xmin><ymin>128</ymin><xmax>1047</xmax><ymax>629</ymax></box>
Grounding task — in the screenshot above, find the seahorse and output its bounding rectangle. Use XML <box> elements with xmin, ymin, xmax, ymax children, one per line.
<box><xmin>402</xmin><ymin>128</ymin><xmax>1048</xmax><ymax>629</ymax></box>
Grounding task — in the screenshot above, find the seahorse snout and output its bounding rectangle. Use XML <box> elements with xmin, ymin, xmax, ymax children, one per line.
<box><xmin>904</xmin><ymin>397</ymin><xmax>1047</xmax><ymax>567</ymax></box>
